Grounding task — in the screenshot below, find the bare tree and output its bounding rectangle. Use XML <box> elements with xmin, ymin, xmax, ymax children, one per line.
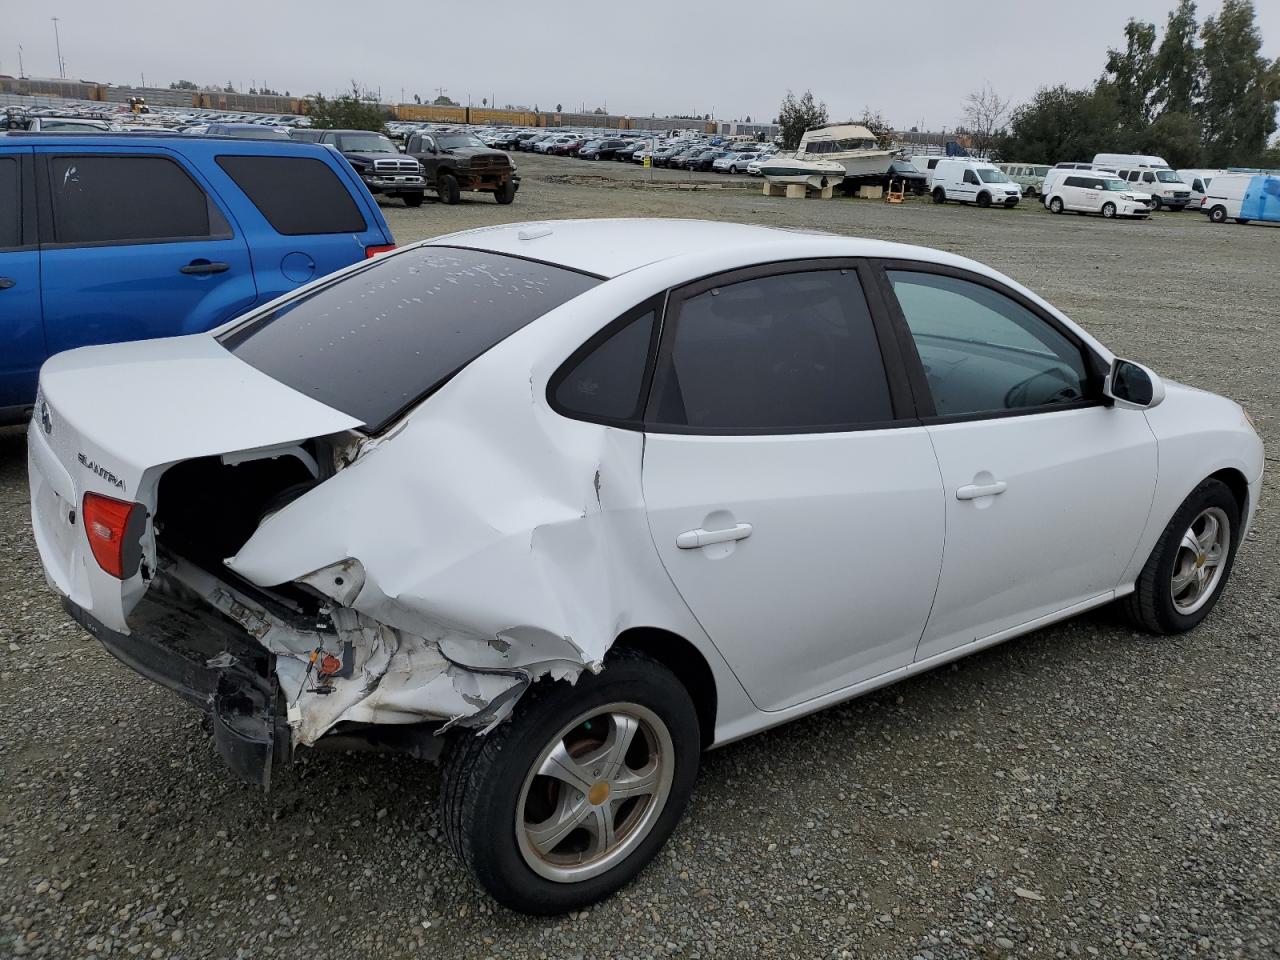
<box><xmin>963</xmin><ymin>83</ymin><xmax>1011</xmax><ymax>158</ymax></box>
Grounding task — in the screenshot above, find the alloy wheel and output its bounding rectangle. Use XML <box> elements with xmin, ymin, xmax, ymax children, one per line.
<box><xmin>1170</xmin><ymin>507</ymin><xmax>1230</xmax><ymax>615</ymax></box>
<box><xmin>516</xmin><ymin>703</ymin><xmax>675</xmax><ymax>883</ymax></box>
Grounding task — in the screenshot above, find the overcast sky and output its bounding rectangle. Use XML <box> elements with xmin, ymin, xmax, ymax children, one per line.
<box><xmin>6</xmin><ymin>0</ymin><xmax>1278</xmax><ymax>128</ymax></box>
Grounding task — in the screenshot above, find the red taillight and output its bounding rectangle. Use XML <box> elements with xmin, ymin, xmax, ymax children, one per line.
<box><xmin>83</xmin><ymin>493</ymin><xmax>140</xmax><ymax>579</ymax></box>
<box><xmin>365</xmin><ymin>243</ymin><xmax>396</xmax><ymax>259</ymax></box>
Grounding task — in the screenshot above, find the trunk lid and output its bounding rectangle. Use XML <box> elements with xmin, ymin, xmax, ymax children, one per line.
<box><xmin>29</xmin><ymin>333</ymin><xmax>362</xmax><ymax>632</ymax></box>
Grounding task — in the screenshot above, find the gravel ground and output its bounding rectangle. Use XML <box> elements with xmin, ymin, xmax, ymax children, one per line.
<box><xmin>3</xmin><ymin>153</ymin><xmax>1278</xmax><ymax>960</ymax></box>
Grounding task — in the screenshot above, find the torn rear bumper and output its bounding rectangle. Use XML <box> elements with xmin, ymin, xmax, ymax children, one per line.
<box><xmin>63</xmin><ymin>592</ymin><xmax>289</xmax><ymax>787</ymax></box>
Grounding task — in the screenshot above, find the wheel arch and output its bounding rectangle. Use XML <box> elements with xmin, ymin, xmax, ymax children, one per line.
<box><xmin>1208</xmin><ymin>466</ymin><xmax>1250</xmax><ymax>520</ymax></box>
<box><xmin>609</xmin><ymin>627</ymin><xmax>717</xmax><ymax>748</ymax></box>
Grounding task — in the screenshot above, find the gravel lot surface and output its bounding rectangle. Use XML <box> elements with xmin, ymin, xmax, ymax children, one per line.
<box><xmin>3</xmin><ymin>152</ymin><xmax>1278</xmax><ymax>960</ymax></box>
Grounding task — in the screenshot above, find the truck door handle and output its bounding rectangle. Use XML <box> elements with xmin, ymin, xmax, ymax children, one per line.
<box><xmin>676</xmin><ymin>523</ymin><xmax>753</xmax><ymax>549</ymax></box>
<box><xmin>180</xmin><ymin>260</ymin><xmax>230</xmax><ymax>275</ymax></box>
<box><xmin>957</xmin><ymin>481</ymin><xmax>1008</xmax><ymax>500</ymax></box>
<box><xmin>0</xmin><ymin>278</ymin><xmax>15</xmax><ymax>289</ymax></box>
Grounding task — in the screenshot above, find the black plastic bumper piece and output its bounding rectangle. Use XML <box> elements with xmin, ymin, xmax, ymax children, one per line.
<box><xmin>63</xmin><ymin>584</ymin><xmax>290</xmax><ymax>788</ymax></box>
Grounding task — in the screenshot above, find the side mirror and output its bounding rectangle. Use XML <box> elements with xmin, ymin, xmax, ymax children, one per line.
<box><xmin>1105</xmin><ymin>358</ymin><xmax>1165</xmax><ymax>410</ymax></box>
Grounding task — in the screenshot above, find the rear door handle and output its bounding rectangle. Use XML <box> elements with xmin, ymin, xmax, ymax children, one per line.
<box><xmin>0</xmin><ymin>278</ymin><xmax>15</xmax><ymax>289</ymax></box>
<box><xmin>180</xmin><ymin>260</ymin><xmax>230</xmax><ymax>275</ymax></box>
<box><xmin>956</xmin><ymin>481</ymin><xmax>1008</xmax><ymax>500</ymax></box>
<box><xmin>676</xmin><ymin>523</ymin><xmax>753</xmax><ymax>549</ymax></box>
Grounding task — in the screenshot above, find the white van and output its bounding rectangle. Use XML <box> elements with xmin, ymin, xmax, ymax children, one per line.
<box><xmin>930</xmin><ymin>159</ymin><xmax>1021</xmax><ymax>207</ymax></box>
<box><xmin>1199</xmin><ymin>172</ymin><xmax>1280</xmax><ymax>225</ymax></box>
<box><xmin>1041</xmin><ymin>170</ymin><xmax>1151</xmax><ymax>219</ymax></box>
<box><xmin>1178</xmin><ymin>169</ymin><xmax>1223</xmax><ymax>205</ymax></box>
<box><xmin>996</xmin><ymin>162</ymin><xmax>1051</xmax><ymax>197</ymax></box>
<box><xmin>908</xmin><ymin>155</ymin><xmax>947</xmax><ymax>186</ymax></box>
<box><xmin>1090</xmin><ymin>154</ymin><xmax>1191</xmax><ymax>210</ymax></box>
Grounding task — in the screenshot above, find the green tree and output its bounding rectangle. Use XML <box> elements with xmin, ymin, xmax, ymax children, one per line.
<box><xmin>1200</xmin><ymin>0</ymin><xmax>1279</xmax><ymax>165</ymax></box>
<box><xmin>308</xmin><ymin>83</ymin><xmax>391</xmax><ymax>130</ymax></box>
<box><xmin>1103</xmin><ymin>19</ymin><xmax>1158</xmax><ymax>129</ymax></box>
<box><xmin>1140</xmin><ymin>110</ymin><xmax>1202</xmax><ymax>166</ymax></box>
<box><xmin>1152</xmin><ymin>0</ymin><xmax>1201</xmax><ymax>115</ymax></box>
<box><xmin>992</xmin><ymin>84</ymin><xmax>1126</xmax><ymax>162</ymax></box>
<box><xmin>169</xmin><ymin>79</ymin><xmax>198</xmax><ymax>91</ymax></box>
<box><xmin>777</xmin><ymin>90</ymin><xmax>828</xmax><ymax>150</ymax></box>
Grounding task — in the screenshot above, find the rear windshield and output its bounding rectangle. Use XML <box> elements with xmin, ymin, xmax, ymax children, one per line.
<box><xmin>219</xmin><ymin>247</ymin><xmax>600</xmax><ymax>431</ymax></box>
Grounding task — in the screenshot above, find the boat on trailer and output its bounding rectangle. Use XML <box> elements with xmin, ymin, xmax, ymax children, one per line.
<box><xmin>798</xmin><ymin>123</ymin><xmax>895</xmax><ymax>178</ymax></box>
<box><xmin>759</xmin><ymin>154</ymin><xmax>847</xmax><ymax>190</ymax></box>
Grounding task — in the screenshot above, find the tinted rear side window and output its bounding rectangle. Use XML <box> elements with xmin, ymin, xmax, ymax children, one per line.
<box><xmin>217</xmin><ymin>155</ymin><xmax>367</xmax><ymax>235</ymax></box>
<box><xmin>221</xmin><ymin>247</ymin><xmax>600</xmax><ymax>431</ymax></box>
<box><xmin>649</xmin><ymin>269</ymin><xmax>894</xmax><ymax>432</ymax></box>
<box><xmin>551</xmin><ymin>306</ymin><xmax>657</xmax><ymax>425</ymax></box>
<box><xmin>0</xmin><ymin>158</ymin><xmax>19</xmax><ymax>247</ymax></box>
<box><xmin>48</xmin><ymin>155</ymin><xmax>216</xmax><ymax>244</ymax></box>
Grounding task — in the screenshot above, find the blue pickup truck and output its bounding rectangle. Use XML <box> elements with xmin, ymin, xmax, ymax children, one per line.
<box><xmin>0</xmin><ymin>134</ymin><xmax>397</xmax><ymax>424</ymax></box>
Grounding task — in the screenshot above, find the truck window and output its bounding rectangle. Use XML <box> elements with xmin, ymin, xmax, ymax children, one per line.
<box><xmin>216</xmin><ymin>155</ymin><xmax>368</xmax><ymax>236</ymax></box>
<box><xmin>963</xmin><ymin>170</ymin><xmax>979</xmax><ymax>185</ymax></box>
<box><xmin>47</xmin><ymin>155</ymin><xmax>221</xmax><ymax>245</ymax></box>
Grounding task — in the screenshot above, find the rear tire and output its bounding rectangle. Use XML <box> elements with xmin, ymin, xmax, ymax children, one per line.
<box><xmin>437</xmin><ymin>172</ymin><xmax>461</xmax><ymax>205</ymax></box>
<box><xmin>1049</xmin><ymin>197</ymin><xmax>1064</xmax><ymax>213</ymax></box>
<box><xmin>441</xmin><ymin>650</ymin><xmax>701</xmax><ymax>915</ymax></box>
<box><xmin>1122</xmin><ymin>478</ymin><xmax>1241</xmax><ymax>635</ymax></box>
<box><xmin>1209</xmin><ymin>205</ymin><xmax>1227</xmax><ymax>223</ymax></box>
<box><xmin>932</xmin><ymin>188</ymin><xmax>946</xmax><ymax>204</ymax></box>
<box><xmin>1102</xmin><ymin>202</ymin><xmax>1116</xmax><ymax>218</ymax></box>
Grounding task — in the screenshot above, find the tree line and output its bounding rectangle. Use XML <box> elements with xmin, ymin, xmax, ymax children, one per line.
<box><xmin>994</xmin><ymin>0</ymin><xmax>1280</xmax><ymax>167</ymax></box>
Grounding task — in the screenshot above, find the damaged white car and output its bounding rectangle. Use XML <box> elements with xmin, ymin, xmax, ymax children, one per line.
<box><xmin>29</xmin><ymin>219</ymin><xmax>1262</xmax><ymax>913</ymax></box>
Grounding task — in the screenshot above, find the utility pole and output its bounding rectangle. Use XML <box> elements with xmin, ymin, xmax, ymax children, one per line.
<box><xmin>18</xmin><ymin>44</ymin><xmax>24</xmax><ymax>79</ymax></box>
<box><xmin>50</xmin><ymin>17</ymin><xmax>65</xmax><ymax>79</ymax></box>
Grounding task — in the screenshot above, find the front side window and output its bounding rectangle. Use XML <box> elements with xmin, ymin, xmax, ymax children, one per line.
<box><xmin>649</xmin><ymin>269</ymin><xmax>893</xmax><ymax>432</ymax></box>
<box><xmin>1155</xmin><ymin>170</ymin><xmax>1181</xmax><ymax>182</ymax></box>
<box><xmin>977</xmin><ymin>168</ymin><xmax>1010</xmax><ymax>183</ymax></box>
<box><xmin>963</xmin><ymin>170</ymin><xmax>980</xmax><ymax>185</ymax></box>
<box><xmin>888</xmin><ymin>270</ymin><xmax>1094</xmax><ymax>418</ymax></box>
<box><xmin>436</xmin><ymin>134</ymin><xmax>485</xmax><ymax>150</ymax></box>
<box><xmin>221</xmin><ymin>247</ymin><xmax>600</xmax><ymax>432</ymax></box>
<box><xmin>0</xmin><ymin>157</ymin><xmax>19</xmax><ymax>248</ymax></box>
<box><xmin>1143</xmin><ymin>172</ymin><xmax>1156</xmax><ymax>183</ymax></box>
<box><xmin>48</xmin><ymin>155</ymin><xmax>215</xmax><ymax>245</ymax></box>
<box><xmin>1102</xmin><ymin>178</ymin><xmax>1128</xmax><ymax>191</ymax></box>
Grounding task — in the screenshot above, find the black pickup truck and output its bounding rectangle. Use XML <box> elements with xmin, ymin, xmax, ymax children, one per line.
<box><xmin>309</xmin><ymin>129</ymin><xmax>427</xmax><ymax>206</ymax></box>
<box><xmin>405</xmin><ymin>130</ymin><xmax>518</xmax><ymax>204</ymax></box>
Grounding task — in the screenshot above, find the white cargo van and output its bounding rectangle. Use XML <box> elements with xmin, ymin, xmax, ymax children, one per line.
<box><xmin>1198</xmin><ymin>172</ymin><xmax>1280</xmax><ymax>225</ymax></box>
<box><xmin>1041</xmin><ymin>171</ymin><xmax>1151</xmax><ymax>219</ymax></box>
<box><xmin>1090</xmin><ymin>154</ymin><xmax>1192</xmax><ymax>210</ymax></box>
<box><xmin>908</xmin><ymin>155</ymin><xmax>947</xmax><ymax>186</ymax></box>
<box><xmin>930</xmin><ymin>159</ymin><xmax>1021</xmax><ymax>207</ymax></box>
<box><xmin>1177</xmin><ymin>169</ymin><xmax>1223</xmax><ymax>205</ymax></box>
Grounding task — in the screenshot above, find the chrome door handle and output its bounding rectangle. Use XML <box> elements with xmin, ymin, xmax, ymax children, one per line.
<box><xmin>676</xmin><ymin>523</ymin><xmax>753</xmax><ymax>549</ymax></box>
<box><xmin>0</xmin><ymin>278</ymin><xmax>15</xmax><ymax>289</ymax></box>
<box><xmin>956</xmin><ymin>481</ymin><xmax>1008</xmax><ymax>500</ymax></box>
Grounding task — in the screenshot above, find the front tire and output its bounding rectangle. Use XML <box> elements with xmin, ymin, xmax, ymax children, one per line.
<box><xmin>1149</xmin><ymin>196</ymin><xmax>1162</xmax><ymax>211</ymax></box>
<box><xmin>437</xmin><ymin>172</ymin><xmax>461</xmax><ymax>205</ymax></box>
<box><xmin>1102</xmin><ymin>201</ymin><xmax>1116</xmax><ymax>218</ymax></box>
<box><xmin>404</xmin><ymin>193</ymin><xmax>424</xmax><ymax>208</ymax></box>
<box><xmin>977</xmin><ymin>191</ymin><xmax>991</xmax><ymax>208</ymax></box>
<box><xmin>494</xmin><ymin>179</ymin><xmax>517</xmax><ymax>204</ymax></box>
<box><xmin>441</xmin><ymin>650</ymin><xmax>701</xmax><ymax>914</ymax></box>
<box><xmin>1123</xmin><ymin>478</ymin><xmax>1241</xmax><ymax>635</ymax></box>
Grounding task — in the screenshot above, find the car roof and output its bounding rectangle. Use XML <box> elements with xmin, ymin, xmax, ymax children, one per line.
<box><xmin>427</xmin><ymin>218</ymin><xmax>971</xmax><ymax>280</ymax></box>
<box><xmin>0</xmin><ymin>133</ymin><xmax>339</xmax><ymax>156</ymax></box>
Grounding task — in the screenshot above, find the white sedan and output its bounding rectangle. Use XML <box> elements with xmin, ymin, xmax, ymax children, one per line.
<box><xmin>28</xmin><ymin>220</ymin><xmax>1263</xmax><ymax>914</ymax></box>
